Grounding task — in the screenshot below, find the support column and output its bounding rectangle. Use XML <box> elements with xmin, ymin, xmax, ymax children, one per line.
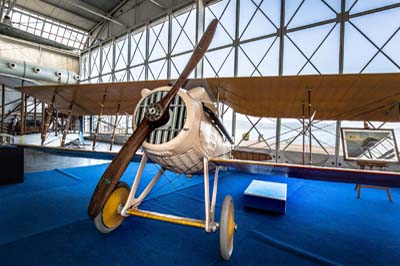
<box><xmin>78</xmin><ymin>115</ymin><xmax>84</xmax><ymax>144</ymax></box>
<box><xmin>1</xmin><ymin>84</ymin><xmax>4</xmax><ymax>133</ymax></box>
<box><xmin>302</xmin><ymin>101</ymin><xmax>305</xmax><ymax>165</ymax></box>
<box><xmin>275</xmin><ymin>0</ymin><xmax>285</xmax><ymax>162</ymax></box>
<box><xmin>41</xmin><ymin>93</ymin><xmax>56</xmax><ymax>145</ymax></box>
<box><xmin>167</xmin><ymin>11</ymin><xmax>172</xmax><ymax>80</ymax></box>
<box><xmin>92</xmin><ymin>94</ymin><xmax>107</xmax><ymax>150</ymax></box>
<box><xmin>231</xmin><ymin>0</ymin><xmax>241</xmax><ymax>144</ymax></box>
<box><xmin>61</xmin><ymin>104</ymin><xmax>73</xmax><ymax>147</ymax></box>
<box><xmin>20</xmin><ymin>93</ymin><xmax>25</xmax><ymax>135</ymax></box>
<box><xmin>308</xmin><ymin>89</ymin><xmax>312</xmax><ymax>165</ymax></box>
<box><xmin>41</xmin><ymin>102</ymin><xmax>45</xmax><ymax>133</ymax></box>
<box><xmin>54</xmin><ymin>110</ymin><xmax>59</xmax><ymax>136</ymax></box>
<box><xmin>335</xmin><ymin>0</ymin><xmax>346</xmax><ymax>167</ymax></box>
<box><xmin>110</xmin><ymin>103</ymin><xmax>120</xmax><ymax>151</ymax></box>
<box><xmin>33</xmin><ymin>98</ymin><xmax>37</xmax><ymax>132</ymax></box>
<box><xmin>195</xmin><ymin>0</ymin><xmax>205</xmax><ymax>78</ymax></box>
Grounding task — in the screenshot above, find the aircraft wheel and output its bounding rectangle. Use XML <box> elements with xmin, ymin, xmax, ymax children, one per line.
<box><xmin>219</xmin><ymin>195</ymin><xmax>235</xmax><ymax>260</ymax></box>
<box><xmin>94</xmin><ymin>181</ymin><xmax>130</xmax><ymax>234</ymax></box>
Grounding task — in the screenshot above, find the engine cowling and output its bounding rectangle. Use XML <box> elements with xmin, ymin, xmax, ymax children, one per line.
<box><xmin>133</xmin><ymin>86</ymin><xmax>230</xmax><ymax>174</ymax></box>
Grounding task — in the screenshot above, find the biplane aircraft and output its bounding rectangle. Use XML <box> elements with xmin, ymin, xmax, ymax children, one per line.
<box><xmin>17</xmin><ymin>19</ymin><xmax>400</xmax><ymax>260</ymax></box>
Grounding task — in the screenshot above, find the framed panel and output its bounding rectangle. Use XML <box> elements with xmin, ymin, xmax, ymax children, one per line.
<box><xmin>341</xmin><ymin>128</ymin><xmax>399</xmax><ymax>163</ymax></box>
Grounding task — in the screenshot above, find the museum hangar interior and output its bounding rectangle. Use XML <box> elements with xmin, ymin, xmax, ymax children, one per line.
<box><xmin>1</xmin><ymin>0</ymin><xmax>400</xmax><ymax>265</ymax></box>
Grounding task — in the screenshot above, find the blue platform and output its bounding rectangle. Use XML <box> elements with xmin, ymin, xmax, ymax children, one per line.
<box><xmin>1</xmin><ymin>162</ymin><xmax>400</xmax><ymax>266</ymax></box>
<box><xmin>244</xmin><ymin>180</ymin><xmax>287</xmax><ymax>214</ymax></box>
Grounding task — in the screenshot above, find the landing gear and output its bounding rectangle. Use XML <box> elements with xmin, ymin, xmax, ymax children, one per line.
<box><xmin>94</xmin><ymin>181</ymin><xmax>130</xmax><ymax>234</ymax></box>
<box><xmin>219</xmin><ymin>195</ymin><xmax>236</xmax><ymax>260</ymax></box>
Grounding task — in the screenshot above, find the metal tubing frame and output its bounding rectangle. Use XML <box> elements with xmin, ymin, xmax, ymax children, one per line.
<box><xmin>20</xmin><ymin>91</ymin><xmax>25</xmax><ymax>135</ymax></box>
<box><xmin>203</xmin><ymin>157</ymin><xmax>219</xmax><ymax>233</ymax></box>
<box><xmin>122</xmin><ymin>155</ymin><xmax>198</xmax><ymax>225</ymax></box>
<box><xmin>122</xmin><ymin>155</ymin><xmax>220</xmax><ymax>232</ymax></box>
<box><xmin>1</xmin><ymin>84</ymin><xmax>4</xmax><ymax>133</ymax></box>
<box><xmin>121</xmin><ymin>154</ymin><xmax>166</xmax><ymax>216</ymax></box>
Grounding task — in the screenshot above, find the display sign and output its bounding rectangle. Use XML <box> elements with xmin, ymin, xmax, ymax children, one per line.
<box><xmin>341</xmin><ymin>128</ymin><xmax>399</xmax><ymax>163</ymax></box>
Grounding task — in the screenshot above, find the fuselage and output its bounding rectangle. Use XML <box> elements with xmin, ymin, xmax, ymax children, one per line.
<box><xmin>133</xmin><ymin>86</ymin><xmax>230</xmax><ymax>174</ymax></box>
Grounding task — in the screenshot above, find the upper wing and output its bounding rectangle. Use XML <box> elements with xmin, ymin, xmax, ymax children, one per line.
<box><xmin>17</xmin><ymin>73</ymin><xmax>400</xmax><ymax>121</ymax></box>
<box><xmin>17</xmin><ymin>80</ymin><xmax>169</xmax><ymax>115</ymax></box>
<box><xmin>204</xmin><ymin>73</ymin><xmax>400</xmax><ymax>122</ymax></box>
<box><xmin>210</xmin><ymin>157</ymin><xmax>400</xmax><ymax>187</ymax></box>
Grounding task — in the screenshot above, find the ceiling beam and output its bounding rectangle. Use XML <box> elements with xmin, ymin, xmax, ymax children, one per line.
<box><xmin>60</xmin><ymin>0</ymin><xmax>127</xmax><ymax>28</ymax></box>
<box><xmin>14</xmin><ymin>3</ymin><xmax>89</xmax><ymax>32</ymax></box>
<box><xmin>89</xmin><ymin>0</ymin><xmax>132</xmax><ymax>34</ymax></box>
<box><xmin>149</xmin><ymin>0</ymin><xmax>165</xmax><ymax>9</ymax></box>
<box><xmin>39</xmin><ymin>0</ymin><xmax>100</xmax><ymax>23</ymax></box>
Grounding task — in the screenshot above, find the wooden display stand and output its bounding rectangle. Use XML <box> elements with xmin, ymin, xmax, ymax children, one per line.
<box><xmin>355</xmin><ymin>161</ymin><xmax>392</xmax><ymax>202</ymax></box>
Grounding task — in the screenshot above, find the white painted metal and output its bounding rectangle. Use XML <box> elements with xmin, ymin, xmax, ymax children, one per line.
<box><xmin>0</xmin><ymin>57</ymin><xmax>79</xmax><ymax>84</ymax></box>
<box><xmin>121</xmin><ymin>154</ymin><xmax>148</xmax><ymax>216</ymax></box>
<box><xmin>121</xmin><ymin>157</ymin><xmax>164</xmax><ymax>216</ymax></box>
<box><xmin>133</xmin><ymin>86</ymin><xmax>230</xmax><ymax>174</ymax></box>
<box><xmin>203</xmin><ymin>157</ymin><xmax>210</xmax><ymax>232</ymax></box>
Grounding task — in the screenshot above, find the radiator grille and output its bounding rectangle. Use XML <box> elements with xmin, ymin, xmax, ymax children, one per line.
<box><xmin>134</xmin><ymin>90</ymin><xmax>187</xmax><ymax>144</ymax></box>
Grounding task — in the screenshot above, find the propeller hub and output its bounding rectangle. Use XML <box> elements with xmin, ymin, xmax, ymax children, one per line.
<box><xmin>145</xmin><ymin>103</ymin><xmax>164</xmax><ymax>122</ymax></box>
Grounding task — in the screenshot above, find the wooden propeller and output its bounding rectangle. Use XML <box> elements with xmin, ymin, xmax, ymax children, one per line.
<box><xmin>88</xmin><ymin>19</ymin><xmax>219</xmax><ymax>218</ymax></box>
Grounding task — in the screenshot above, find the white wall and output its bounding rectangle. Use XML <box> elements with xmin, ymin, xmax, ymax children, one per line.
<box><xmin>0</xmin><ymin>35</ymin><xmax>79</xmax><ymax>73</ymax></box>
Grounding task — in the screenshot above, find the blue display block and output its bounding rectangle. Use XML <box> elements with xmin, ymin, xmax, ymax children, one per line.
<box><xmin>244</xmin><ymin>180</ymin><xmax>287</xmax><ymax>214</ymax></box>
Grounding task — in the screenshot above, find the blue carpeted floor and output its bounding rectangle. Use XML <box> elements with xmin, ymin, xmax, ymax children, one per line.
<box><xmin>1</xmin><ymin>162</ymin><xmax>400</xmax><ymax>266</ymax></box>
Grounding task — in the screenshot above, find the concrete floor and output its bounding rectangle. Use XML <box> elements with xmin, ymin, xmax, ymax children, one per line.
<box><xmin>24</xmin><ymin>148</ymin><xmax>111</xmax><ymax>173</ymax></box>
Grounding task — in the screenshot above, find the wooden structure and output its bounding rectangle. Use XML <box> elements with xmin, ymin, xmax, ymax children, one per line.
<box><xmin>16</xmin><ymin>73</ymin><xmax>400</xmax><ymax>121</ymax></box>
<box><xmin>356</xmin><ymin>161</ymin><xmax>393</xmax><ymax>202</ymax></box>
<box><xmin>232</xmin><ymin>147</ymin><xmax>272</xmax><ymax>161</ymax></box>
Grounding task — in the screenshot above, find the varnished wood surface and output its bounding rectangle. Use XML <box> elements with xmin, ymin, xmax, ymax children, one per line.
<box><xmin>18</xmin><ymin>72</ymin><xmax>400</xmax><ymax>122</ymax></box>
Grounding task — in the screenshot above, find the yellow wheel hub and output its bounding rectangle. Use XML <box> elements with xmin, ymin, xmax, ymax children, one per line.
<box><xmin>227</xmin><ymin>203</ymin><xmax>235</xmax><ymax>250</ymax></box>
<box><xmin>102</xmin><ymin>186</ymin><xmax>129</xmax><ymax>228</ymax></box>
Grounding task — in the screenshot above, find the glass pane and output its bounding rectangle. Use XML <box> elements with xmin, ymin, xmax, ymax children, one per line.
<box><xmin>90</xmin><ymin>48</ymin><xmax>101</xmax><ymax>77</ymax></box>
<box><xmin>205</xmin><ymin>0</ymin><xmax>236</xmax><ymax>49</ymax></box>
<box><xmin>130</xmin><ymin>29</ymin><xmax>147</xmax><ymax>66</ymax></box>
<box><xmin>238</xmin><ymin>37</ymin><xmax>279</xmax><ymax>76</ymax></box>
<box><xmin>170</xmin><ymin>52</ymin><xmax>194</xmax><ymax>79</ymax></box>
<box><xmin>148</xmin><ymin>59</ymin><xmax>167</xmax><ymax>80</ymax></box>
<box><xmin>115</xmin><ymin>36</ymin><xmax>128</xmax><ymax>71</ymax></box>
<box><xmin>171</xmin><ymin>6</ymin><xmax>196</xmax><ymax>55</ymax></box>
<box><xmin>203</xmin><ymin>47</ymin><xmax>235</xmax><ymax>77</ymax></box>
<box><xmin>239</xmin><ymin>0</ymin><xmax>280</xmax><ymax>41</ymax></box>
<box><xmin>285</xmin><ymin>23</ymin><xmax>339</xmax><ymax>75</ymax></box>
<box><xmin>102</xmin><ymin>42</ymin><xmax>114</xmax><ymax>74</ymax></box>
<box><xmin>129</xmin><ymin>65</ymin><xmax>146</xmax><ymax>81</ymax></box>
<box><xmin>114</xmin><ymin>70</ymin><xmax>128</xmax><ymax>82</ymax></box>
<box><xmin>285</xmin><ymin>0</ymin><xmax>336</xmax><ymax>29</ymax></box>
<box><xmin>149</xmin><ymin>19</ymin><xmax>169</xmax><ymax>61</ymax></box>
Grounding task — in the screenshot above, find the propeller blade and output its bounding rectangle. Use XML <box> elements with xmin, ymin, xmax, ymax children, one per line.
<box><xmin>88</xmin><ymin>19</ymin><xmax>219</xmax><ymax>218</ymax></box>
